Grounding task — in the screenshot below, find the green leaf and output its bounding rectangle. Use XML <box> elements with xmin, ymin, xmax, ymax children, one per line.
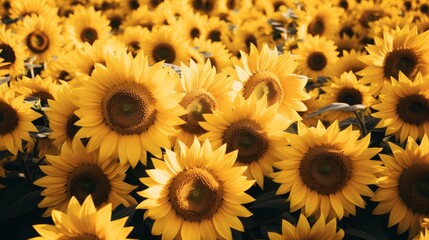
<box><xmin>0</xmin><ymin>183</ymin><xmax>41</xmax><ymax>220</ymax></box>
<box><xmin>306</xmin><ymin>103</ymin><xmax>365</xmax><ymax>119</ymax></box>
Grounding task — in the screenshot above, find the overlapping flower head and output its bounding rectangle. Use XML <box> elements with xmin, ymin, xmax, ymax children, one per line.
<box><xmin>0</xmin><ymin>0</ymin><xmax>429</xmax><ymax>239</ymax></box>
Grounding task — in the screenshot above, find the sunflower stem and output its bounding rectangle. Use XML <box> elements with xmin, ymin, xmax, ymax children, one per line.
<box><xmin>354</xmin><ymin>109</ymin><xmax>367</xmax><ymax>137</ymax></box>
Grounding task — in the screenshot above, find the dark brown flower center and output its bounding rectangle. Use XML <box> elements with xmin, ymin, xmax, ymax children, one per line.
<box><xmin>80</xmin><ymin>27</ymin><xmax>98</xmax><ymax>45</ymax></box>
<box><xmin>338</xmin><ymin>0</ymin><xmax>349</xmax><ymax>10</ymax></box>
<box><xmin>153</xmin><ymin>43</ymin><xmax>176</xmax><ymax>63</ymax></box>
<box><xmin>129</xmin><ymin>0</ymin><xmax>140</xmax><ymax>10</ymax></box>
<box><xmin>103</xmin><ymin>82</ymin><xmax>156</xmax><ymax>135</ymax></box>
<box><xmin>0</xmin><ymin>101</ymin><xmax>18</xmax><ymax>134</ymax></box>
<box><xmin>208</xmin><ymin>30</ymin><xmax>221</xmax><ymax>42</ymax></box>
<box><xmin>245</xmin><ymin>35</ymin><xmax>257</xmax><ymax>49</ymax></box>
<box><xmin>396</xmin><ymin>94</ymin><xmax>429</xmax><ymax>125</ymax></box>
<box><xmin>300</xmin><ymin>146</ymin><xmax>352</xmax><ymax>195</ymax></box>
<box><xmin>273</xmin><ymin>1</ymin><xmax>286</xmax><ymax>11</ymax></box>
<box><xmin>180</xmin><ymin>90</ymin><xmax>216</xmax><ymax>135</ymax></box>
<box><xmin>383</xmin><ymin>49</ymin><xmax>418</xmax><ymax>80</ymax></box>
<box><xmin>0</xmin><ymin>43</ymin><xmax>16</xmax><ymax>64</ymax></box>
<box><xmin>109</xmin><ymin>15</ymin><xmax>122</xmax><ymax>31</ymax></box>
<box><xmin>340</xmin><ymin>26</ymin><xmax>354</xmax><ymax>38</ymax></box>
<box><xmin>359</xmin><ymin>10</ymin><xmax>386</xmax><ymax>28</ymax></box>
<box><xmin>31</xmin><ymin>91</ymin><xmax>54</xmax><ymax>106</ymax></box>
<box><xmin>58</xmin><ymin>71</ymin><xmax>72</xmax><ymax>81</ymax></box>
<box><xmin>68</xmin><ymin>164</ymin><xmax>111</xmax><ymax>207</ymax></box>
<box><xmin>190</xmin><ymin>28</ymin><xmax>200</xmax><ymax>39</ymax></box>
<box><xmin>67</xmin><ymin>114</ymin><xmax>81</xmax><ymax>140</ymax></box>
<box><xmin>222</xmin><ymin>119</ymin><xmax>269</xmax><ymax>164</ymax></box>
<box><xmin>307</xmin><ymin>52</ymin><xmax>327</xmax><ymax>71</ymax></box>
<box><xmin>243</xmin><ymin>71</ymin><xmax>283</xmax><ymax>106</ymax></box>
<box><xmin>73</xmin><ymin>233</ymin><xmax>100</xmax><ymax>240</ymax></box>
<box><xmin>398</xmin><ymin>163</ymin><xmax>429</xmax><ymax>215</ymax></box>
<box><xmin>192</xmin><ymin>0</ymin><xmax>215</xmax><ymax>13</ymax></box>
<box><xmin>307</xmin><ymin>17</ymin><xmax>325</xmax><ymax>36</ymax></box>
<box><xmin>336</xmin><ymin>87</ymin><xmax>363</xmax><ymax>106</ymax></box>
<box><xmin>421</xmin><ymin>4</ymin><xmax>429</xmax><ymax>14</ymax></box>
<box><xmin>169</xmin><ymin>168</ymin><xmax>223</xmax><ymax>221</ymax></box>
<box><xmin>404</xmin><ymin>1</ymin><xmax>412</xmax><ymax>11</ymax></box>
<box><xmin>26</xmin><ymin>31</ymin><xmax>49</xmax><ymax>54</ymax></box>
<box><xmin>150</xmin><ymin>0</ymin><xmax>163</xmax><ymax>8</ymax></box>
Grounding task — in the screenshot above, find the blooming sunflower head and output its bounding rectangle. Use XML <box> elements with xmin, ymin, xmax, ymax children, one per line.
<box><xmin>372</xmin><ymin>72</ymin><xmax>429</xmax><ymax>144</ymax></box>
<box><xmin>268</xmin><ymin>213</ymin><xmax>345</xmax><ymax>240</ymax></box>
<box><xmin>233</xmin><ymin>43</ymin><xmax>309</xmax><ymax>121</ymax></box>
<box><xmin>199</xmin><ymin>93</ymin><xmax>292</xmax><ymax>188</ymax></box>
<box><xmin>11</xmin><ymin>75</ymin><xmax>60</xmax><ymax>107</ymax></box>
<box><xmin>31</xmin><ymin>195</ymin><xmax>133</xmax><ymax>240</ymax></box>
<box><xmin>372</xmin><ymin>135</ymin><xmax>429</xmax><ymax>238</ymax></box>
<box><xmin>272</xmin><ymin>121</ymin><xmax>382</xmax><ymax>220</ymax></box>
<box><xmin>34</xmin><ymin>140</ymin><xmax>137</xmax><ymax>217</ymax></box>
<box><xmin>74</xmin><ymin>51</ymin><xmax>186</xmax><ymax>167</ymax></box>
<box><xmin>137</xmin><ymin>138</ymin><xmax>255</xmax><ymax>240</ymax></box>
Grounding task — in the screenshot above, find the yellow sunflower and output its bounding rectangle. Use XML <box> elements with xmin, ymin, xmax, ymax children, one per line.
<box><xmin>63</xmin><ymin>5</ymin><xmax>111</xmax><ymax>49</ymax></box>
<box><xmin>294</xmin><ymin>34</ymin><xmax>339</xmax><ymax>81</ymax></box>
<box><xmin>34</xmin><ymin>140</ymin><xmax>137</xmax><ymax>217</ymax></box>
<box><xmin>31</xmin><ymin>195</ymin><xmax>133</xmax><ymax>240</ymax></box>
<box><xmin>233</xmin><ymin>43</ymin><xmax>310</xmax><ymax>121</ymax></box>
<box><xmin>0</xmin><ymin>83</ymin><xmax>41</xmax><ymax>155</ymax></box>
<box><xmin>199</xmin><ymin>93</ymin><xmax>292</xmax><ymax>188</ymax></box>
<box><xmin>14</xmin><ymin>13</ymin><xmax>62</xmax><ymax>63</ymax></box>
<box><xmin>141</xmin><ymin>25</ymin><xmax>201</xmax><ymax>66</ymax></box>
<box><xmin>174</xmin><ymin>12</ymin><xmax>208</xmax><ymax>43</ymax></box>
<box><xmin>268</xmin><ymin>214</ymin><xmax>345</xmax><ymax>240</ymax></box>
<box><xmin>137</xmin><ymin>138</ymin><xmax>255</xmax><ymax>240</ymax></box>
<box><xmin>372</xmin><ymin>135</ymin><xmax>429</xmax><ymax>239</ymax></box>
<box><xmin>122</xmin><ymin>5</ymin><xmax>158</xmax><ymax>29</ymax></box>
<box><xmin>0</xmin><ymin>25</ymin><xmax>26</xmax><ymax>77</ymax></box>
<box><xmin>193</xmin><ymin>38</ymin><xmax>233</xmax><ymax>71</ymax></box>
<box><xmin>10</xmin><ymin>75</ymin><xmax>60</xmax><ymax>106</ymax></box>
<box><xmin>176</xmin><ymin>59</ymin><xmax>234</xmax><ymax>147</ymax></box>
<box><xmin>45</xmin><ymin>83</ymin><xmax>80</xmax><ymax>149</ymax></box>
<box><xmin>40</xmin><ymin>51</ymin><xmax>74</xmax><ymax>83</ymax></box>
<box><xmin>352</xmin><ymin>0</ymin><xmax>391</xmax><ymax>39</ymax></box>
<box><xmin>74</xmin><ymin>51</ymin><xmax>186</xmax><ymax>167</ymax></box>
<box><xmin>296</xmin><ymin>2</ymin><xmax>344</xmax><ymax>40</ymax></box>
<box><xmin>300</xmin><ymin>88</ymin><xmax>321</xmax><ymax>127</ymax></box>
<box><xmin>201</xmin><ymin>16</ymin><xmax>230</xmax><ymax>43</ymax></box>
<box><xmin>372</xmin><ymin>72</ymin><xmax>429</xmax><ymax>144</ymax></box>
<box><xmin>272</xmin><ymin>121</ymin><xmax>382</xmax><ymax>220</ymax></box>
<box><xmin>319</xmin><ymin>71</ymin><xmax>377</xmax><ymax>123</ymax></box>
<box><xmin>117</xmin><ymin>25</ymin><xmax>150</xmax><ymax>57</ymax></box>
<box><xmin>9</xmin><ymin>0</ymin><xmax>58</xmax><ymax>20</ymax></box>
<box><xmin>358</xmin><ymin>25</ymin><xmax>429</xmax><ymax>93</ymax></box>
<box><xmin>333</xmin><ymin>49</ymin><xmax>367</xmax><ymax>77</ymax></box>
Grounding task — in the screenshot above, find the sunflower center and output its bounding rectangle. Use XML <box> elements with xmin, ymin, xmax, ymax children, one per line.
<box><xmin>68</xmin><ymin>164</ymin><xmax>111</xmax><ymax>207</ymax></box>
<box><xmin>336</xmin><ymin>87</ymin><xmax>363</xmax><ymax>106</ymax></box>
<box><xmin>307</xmin><ymin>52</ymin><xmax>327</xmax><ymax>71</ymax></box>
<box><xmin>307</xmin><ymin>17</ymin><xmax>325</xmax><ymax>36</ymax></box>
<box><xmin>169</xmin><ymin>168</ymin><xmax>223</xmax><ymax>221</ymax></box>
<box><xmin>421</xmin><ymin>4</ymin><xmax>429</xmax><ymax>14</ymax></box>
<box><xmin>383</xmin><ymin>49</ymin><xmax>418</xmax><ymax>80</ymax></box>
<box><xmin>300</xmin><ymin>146</ymin><xmax>352</xmax><ymax>195</ymax></box>
<box><xmin>109</xmin><ymin>15</ymin><xmax>122</xmax><ymax>31</ymax></box>
<box><xmin>243</xmin><ymin>71</ymin><xmax>283</xmax><ymax>106</ymax></box>
<box><xmin>190</xmin><ymin>28</ymin><xmax>200</xmax><ymax>38</ymax></box>
<box><xmin>58</xmin><ymin>71</ymin><xmax>72</xmax><ymax>81</ymax></box>
<box><xmin>359</xmin><ymin>10</ymin><xmax>386</xmax><ymax>28</ymax></box>
<box><xmin>208</xmin><ymin>30</ymin><xmax>221</xmax><ymax>42</ymax></box>
<box><xmin>222</xmin><ymin>119</ymin><xmax>269</xmax><ymax>164</ymax></box>
<box><xmin>73</xmin><ymin>233</ymin><xmax>100</xmax><ymax>240</ymax></box>
<box><xmin>0</xmin><ymin>43</ymin><xmax>16</xmax><ymax>64</ymax></box>
<box><xmin>67</xmin><ymin>114</ymin><xmax>81</xmax><ymax>140</ymax></box>
<box><xmin>152</xmin><ymin>43</ymin><xmax>176</xmax><ymax>63</ymax></box>
<box><xmin>80</xmin><ymin>27</ymin><xmax>98</xmax><ymax>45</ymax></box>
<box><xmin>0</xmin><ymin>101</ymin><xmax>18</xmax><ymax>134</ymax></box>
<box><xmin>103</xmin><ymin>82</ymin><xmax>156</xmax><ymax>135</ymax></box>
<box><xmin>180</xmin><ymin>90</ymin><xmax>216</xmax><ymax>135</ymax></box>
<box><xmin>26</xmin><ymin>31</ymin><xmax>49</xmax><ymax>54</ymax></box>
<box><xmin>245</xmin><ymin>35</ymin><xmax>257</xmax><ymax>49</ymax></box>
<box><xmin>398</xmin><ymin>163</ymin><xmax>429</xmax><ymax>215</ymax></box>
<box><xmin>396</xmin><ymin>94</ymin><xmax>429</xmax><ymax>125</ymax></box>
<box><xmin>192</xmin><ymin>0</ymin><xmax>215</xmax><ymax>13</ymax></box>
<box><xmin>31</xmin><ymin>91</ymin><xmax>54</xmax><ymax>106</ymax></box>
<box><xmin>338</xmin><ymin>0</ymin><xmax>349</xmax><ymax>10</ymax></box>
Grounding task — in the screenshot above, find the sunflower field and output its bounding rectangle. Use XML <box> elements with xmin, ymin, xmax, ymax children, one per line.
<box><xmin>1</xmin><ymin>0</ymin><xmax>429</xmax><ymax>239</ymax></box>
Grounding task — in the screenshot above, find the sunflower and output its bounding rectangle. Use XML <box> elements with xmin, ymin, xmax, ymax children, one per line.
<box><xmin>74</xmin><ymin>51</ymin><xmax>186</xmax><ymax>167</ymax></box>
<box><xmin>272</xmin><ymin>121</ymin><xmax>382</xmax><ymax>220</ymax></box>
<box><xmin>104</xmin><ymin>8</ymin><xmax>126</xmax><ymax>34</ymax></box>
<box><xmin>186</xmin><ymin>0</ymin><xmax>225</xmax><ymax>16</ymax></box>
<box><xmin>34</xmin><ymin>140</ymin><xmax>137</xmax><ymax>217</ymax></box>
<box><xmin>40</xmin><ymin>51</ymin><xmax>74</xmax><ymax>83</ymax></box>
<box><xmin>141</xmin><ymin>25</ymin><xmax>201</xmax><ymax>66</ymax></box>
<box><xmin>333</xmin><ymin>49</ymin><xmax>367</xmax><ymax>77</ymax></box>
<box><xmin>174</xmin><ymin>12</ymin><xmax>208</xmax><ymax>43</ymax></box>
<box><xmin>296</xmin><ymin>2</ymin><xmax>343</xmax><ymax>40</ymax></box>
<box><xmin>176</xmin><ymin>59</ymin><xmax>234</xmax><ymax>147</ymax></box>
<box><xmin>358</xmin><ymin>24</ymin><xmax>429</xmax><ymax>93</ymax></box>
<box><xmin>45</xmin><ymin>83</ymin><xmax>80</xmax><ymax>149</ymax></box>
<box><xmin>117</xmin><ymin>25</ymin><xmax>150</xmax><ymax>57</ymax></box>
<box><xmin>201</xmin><ymin>16</ymin><xmax>229</xmax><ymax>43</ymax></box>
<box><xmin>63</xmin><ymin>5</ymin><xmax>111</xmax><ymax>49</ymax></box>
<box><xmin>10</xmin><ymin>75</ymin><xmax>60</xmax><ymax>107</ymax></box>
<box><xmin>294</xmin><ymin>34</ymin><xmax>339</xmax><ymax>81</ymax></box>
<box><xmin>137</xmin><ymin>138</ymin><xmax>255</xmax><ymax>240</ymax></box>
<box><xmin>352</xmin><ymin>0</ymin><xmax>391</xmax><ymax>40</ymax></box>
<box><xmin>372</xmin><ymin>135</ymin><xmax>429</xmax><ymax>239</ymax></box>
<box><xmin>0</xmin><ymin>83</ymin><xmax>41</xmax><ymax>155</ymax></box>
<box><xmin>193</xmin><ymin>38</ymin><xmax>233</xmax><ymax>71</ymax></box>
<box><xmin>9</xmin><ymin>0</ymin><xmax>58</xmax><ymax>20</ymax></box>
<box><xmin>233</xmin><ymin>43</ymin><xmax>309</xmax><ymax>121</ymax></box>
<box><xmin>300</xmin><ymin>88</ymin><xmax>321</xmax><ymax>127</ymax></box>
<box><xmin>31</xmin><ymin>195</ymin><xmax>133</xmax><ymax>240</ymax></box>
<box><xmin>14</xmin><ymin>13</ymin><xmax>62</xmax><ymax>63</ymax></box>
<box><xmin>319</xmin><ymin>71</ymin><xmax>377</xmax><ymax>123</ymax></box>
<box><xmin>334</xmin><ymin>34</ymin><xmax>364</xmax><ymax>54</ymax></box>
<box><xmin>370</xmin><ymin>15</ymin><xmax>414</xmax><ymax>40</ymax></box>
<box><xmin>372</xmin><ymin>72</ymin><xmax>429</xmax><ymax>144</ymax></box>
<box><xmin>0</xmin><ymin>25</ymin><xmax>26</xmax><ymax>77</ymax></box>
<box><xmin>199</xmin><ymin>94</ymin><xmax>292</xmax><ymax>188</ymax></box>
<box><xmin>122</xmin><ymin>5</ymin><xmax>158</xmax><ymax>29</ymax></box>
<box><xmin>268</xmin><ymin>214</ymin><xmax>345</xmax><ymax>240</ymax></box>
